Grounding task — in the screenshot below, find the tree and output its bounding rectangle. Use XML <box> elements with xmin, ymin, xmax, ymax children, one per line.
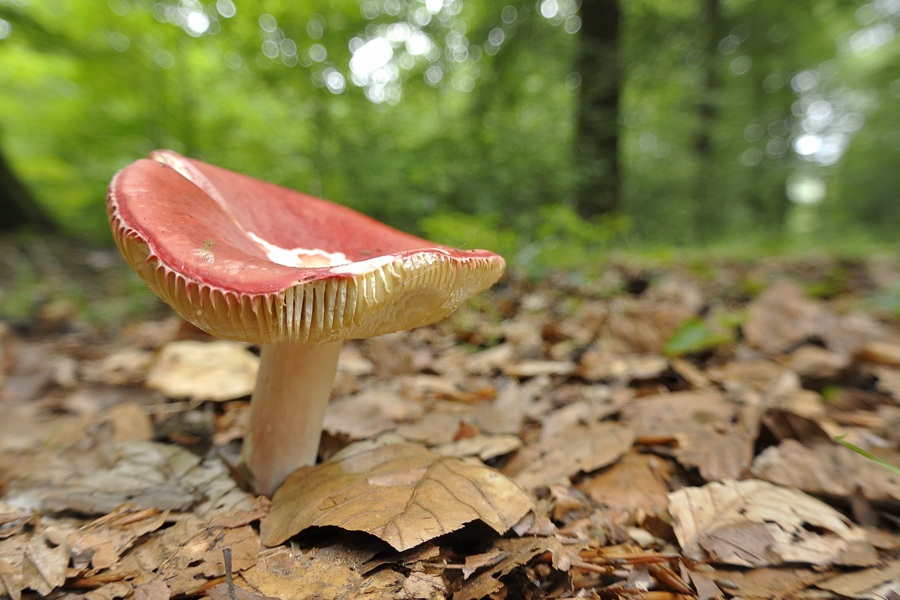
<box><xmin>574</xmin><ymin>0</ymin><xmax>621</xmax><ymax>217</ymax></box>
<box><xmin>0</xmin><ymin>143</ymin><xmax>53</xmax><ymax>232</ymax></box>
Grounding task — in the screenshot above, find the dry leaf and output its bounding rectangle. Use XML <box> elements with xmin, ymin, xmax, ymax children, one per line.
<box><xmin>674</xmin><ymin>429</ymin><xmax>755</xmax><ymax>481</ymax></box>
<box><xmin>453</xmin><ymin>536</ymin><xmax>577</xmax><ymax>600</ymax></box>
<box><xmin>146</xmin><ymin>340</ymin><xmax>258</xmax><ymax>401</ymax></box>
<box><xmin>507</xmin><ymin>422</ymin><xmax>635</xmax><ymax>490</ymax></box>
<box><xmin>743</xmin><ymin>280</ymin><xmax>823</xmax><ymax>354</ymax></box>
<box><xmin>668</xmin><ymin>479</ymin><xmax>877</xmax><ymax>567</ymax></box>
<box><xmin>815</xmin><ymin>558</ymin><xmax>900</xmax><ymax>599</ymax></box>
<box><xmin>434</xmin><ymin>434</ymin><xmax>522</xmax><ymax>461</ymax></box>
<box><xmin>238</xmin><ymin>544</ymin><xmax>403</xmax><ymax>600</ymax></box>
<box><xmin>577</xmin><ymin>452</ymin><xmax>671</xmax><ymax>518</ymax></box>
<box><xmin>751</xmin><ymin>439</ymin><xmax>900</xmax><ymax>503</ymax></box>
<box><xmin>620</xmin><ymin>390</ymin><xmax>732</xmax><ymax>437</ymax></box>
<box><xmin>323</xmin><ymin>387</ymin><xmax>419</xmax><ymax>439</ymax></box>
<box><xmin>703</xmin><ymin>565</ymin><xmax>825</xmax><ymax>599</ymax></box>
<box><xmin>107</xmin><ymin>401</ymin><xmax>154</xmax><ymax>441</ymax></box>
<box><xmin>207</xmin><ymin>581</ymin><xmax>278</xmax><ymax>600</ymax></box>
<box><xmin>261</xmin><ymin>443</ymin><xmax>533</xmax><ymax>551</ymax></box>
<box><xmin>855</xmin><ymin>340</ymin><xmax>900</xmax><ymax>367</ymax></box>
<box><xmin>20</xmin><ymin>534</ymin><xmax>68</xmax><ymax>596</ymax></box>
<box><xmin>400</xmin><ymin>570</ymin><xmax>447</xmax><ymax>598</ymax></box>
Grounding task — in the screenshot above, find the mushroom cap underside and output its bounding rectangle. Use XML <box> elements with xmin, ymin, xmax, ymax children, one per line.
<box><xmin>107</xmin><ymin>152</ymin><xmax>505</xmax><ymax>345</ymax></box>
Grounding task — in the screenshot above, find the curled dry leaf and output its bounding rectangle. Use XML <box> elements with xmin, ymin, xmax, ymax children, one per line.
<box><xmin>668</xmin><ymin>479</ymin><xmax>877</xmax><ymax>568</ymax></box>
<box><xmin>261</xmin><ymin>443</ymin><xmax>533</xmax><ymax>551</ymax></box>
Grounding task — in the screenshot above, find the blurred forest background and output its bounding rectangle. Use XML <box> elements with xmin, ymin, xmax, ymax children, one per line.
<box><xmin>0</xmin><ymin>0</ymin><xmax>898</xmax><ymax>276</ymax></box>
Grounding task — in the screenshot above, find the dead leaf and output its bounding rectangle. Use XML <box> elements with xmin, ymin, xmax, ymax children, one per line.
<box><xmin>400</xmin><ymin>570</ymin><xmax>447</xmax><ymax>598</ymax></box>
<box><xmin>751</xmin><ymin>439</ymin><xmax>900</xmax><ymax>503</ymax></box>
<box><xmin>503</xmin><ymin>359</ymin><xmax>576</xmax><ymax>378</ymax></box>
<box><xmin>111</xmin><ymin>517</ymin><xmax>259</xmax><ymax>596</ymax></box>
<box><xmin>323</xmin><ymin>387</ymin><xmax>420</xmax><ymax>439</ymax></box>
<box><xmin>261</xmin><ymin>443</ymin><xmax>533</xmax><ymax>551</ymax></box>
<box><xmin>67</xmin><ymin>507</ymin><xmax>169</xmax><ymax>571</ymax></box>
<box><xmin>132</xmin><ymin>575</ymin><xmax>170</xmax><ymax>600</ymax></box>
<box><xmin>703</xmin><ymin>565</ymin><xmax>826</xmax><ymax>599</ymax></box>
<box><xmin>207</xmin><ymin>581</ymin><xmax>278</xmax><ymax>600</ymax></box>
<box><xmin>434</xmin><ymin>434</ymin><xmax>522</xmax><ymax>461</ymax></box>
<box><xmin>743</xmin><ymin>280</ymin><xmax>823</xmax><ymax>353</ymax></box>
<box><xmin>238</xmin><ymin>544</ymin><xmax>403</xmax><ymax>600</ymax></box>
<box><xmin>577</xmin><ymin>452</ymin><xmax>671</xmax><ymax>518</ymax></box>
<box><xmin>452</xmin><ymin>536</ymin><xmax>577</xmax><ymax>600</ymax></box>
<box><xmin>855</xmin><ymin>340</ymin><xmax>900</xmax><ymax>367</ymax></box>
<box><xmin>395</xmin><ymin>412</ymin><xmax>463</xmax><ymax>445</ymax></box>
<box><xmin>815</xmin><ymin>558</ymin><xmax>900</xmax><ymax>599</ymax></box>
<box><xmin>674</xmin><ymin>429</ymin><xmax>755</xmax><ymax>481</ymax></box>
<box><xmin>620</xmin><ymin>390</ymin><xmax>732</xmax><ymax>438</ymax></box>
<box><xmin>668</xmin><ymin>479</ymin><xmax>877</xmax><ymax>567</ymax></box>
<box><xmin>21</xmin><ymin>533</ymin><xmax>69</xmax><ymax>596</ymax></box>
<box><xmin>507</xmin><ymin>422</ymin><xmax>635</xmax><ymax>490</ymax></box>
<box><xmin>146</xmin><ymin>340</ymin><xmax>258</xmax><ymax>401</ymax></box>
<box><xmin>578</xmin><ymin>350</ymin><xmax>668</xmax><ymax>383</ymax></box>
<box><xmin>107</xmin><ymin>401</ymin><xmax>154</xmax><ymax>441</ymax></box>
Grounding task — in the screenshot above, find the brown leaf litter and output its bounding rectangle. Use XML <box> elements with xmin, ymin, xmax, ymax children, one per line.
<box><xmin>1</xmin><ymin>254</ymin><xmax>900</xmax><ymax>598</ymax></box>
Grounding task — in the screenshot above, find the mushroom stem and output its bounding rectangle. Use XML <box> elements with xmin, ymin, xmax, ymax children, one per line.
<box><xmin>245</xmin><ymin>340</ymin><xmax>343</xmax><ymax>496</ymax></box>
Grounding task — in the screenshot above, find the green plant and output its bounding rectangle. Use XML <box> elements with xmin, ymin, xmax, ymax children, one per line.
<box><xmin>834</xmin><ymin>435</ymin><xmax>900</xmax><ymax>476</ymax></box>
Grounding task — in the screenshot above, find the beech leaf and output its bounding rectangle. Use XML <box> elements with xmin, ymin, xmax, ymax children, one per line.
<box><xmin>668</xmin><ymin>479</ymin><xmax>877</xmax><ymax>568</ymax></box>
<box><xmin>261</xmin><ymin>443</ymin><xmax>533</xmax><ymax>551</ymax></box>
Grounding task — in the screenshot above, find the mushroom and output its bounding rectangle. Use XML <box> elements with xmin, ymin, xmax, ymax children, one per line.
<box><xmin>107</xmin><ymin>150</ymin><xmax>505</xmax><ymax>496</ymax></box>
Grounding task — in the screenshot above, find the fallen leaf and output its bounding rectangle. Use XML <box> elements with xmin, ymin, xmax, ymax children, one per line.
<box><xmin>751</xmin><ymin>439</ymin><xmax>900</xmax><ymax>503</ymax></box>
<box><xmin>261</xmin><ymin>443</ymin><xmax>533</xmax><ymax>551</ymax></box>
<box><xmin>21</xmin><ymin>533</ymin><xmax>69</xmax><ymax>596</ymax></box>
<box><xmin>323</xmin><ymin>387</ymin><xmax>419</xmax><ymax>439</ymax></box>
<box><xmin>452</xmin><ymin>536</ymin><xmax>576</xmax><ymax>600</ymax></box>
<box><xmin>107</xmin><ymin>401</ymin><xmax>154</xmax><ymax>441</ymax></box>
<box><xmin>620</xmin><ymin>390</ymin><xmax>733</xmax><ymax>438</ymax></box>
<box><xmin>146</xmin><ymin>340</ymin><xmax>258</xmax><ymax>401</ymax></box>
<box><xmin>703</xmin><ymin>565</ymin><xmax>826</xmax><ymax>599</ymax></box>
<box><xmin>434</xmin><ymin>434</ymin><xmax>522</xmax><ymax>461</ymax></box>
<box><xmin>815</xmin><ymin>558</ymin><xmax>900</xmax><ymax>599</ymax></box>
<box><xmin>855</xmin><ymin>340</ymin><xmax>900</xmax><ymax>367</ymax></box>
<box><xmin>507</xmin><ymin>422</ymin><xmax>635</xmax><ymax>490</ymax></box>
<box><xmin>132</xmin><ymin>575</ymin><xmax>169</xmax><ymax>600</ymax></box>
<box><xmin>238</xmin><ymin>544</ymin><xmax>403</xmax><ymax>600</ymax></box>
<box><xmin>674</xmin><ymin>429</ymin><xmax>755</xmax><ymax>481</ymax></box>
<box><xmin>668</xmin><ymin>479</ymin><xmax>877</xmax><ymax>567</ymax></box>
<box><xmin>743</xmin><ymin>280</ymin><xmax>823</xmax><ymax>354</ymax></box>
<box><xmin>400</xmin><ymin>570</ymin><xmax>447</xmax><ymax>598</ymax></box>
<box><xmin>577</xmin><ymin>452</ymin><xmax>671</xmax><ymax>518</ymax></box>
<box><xmin>207</xmin><ymin>581</ymin><xmax>278</xmax><ymax>600</ymax></box>
<box><xmin>503</xmin><ymin>359</ymin><xmax>576</xmax><ymax>378</ymax></box>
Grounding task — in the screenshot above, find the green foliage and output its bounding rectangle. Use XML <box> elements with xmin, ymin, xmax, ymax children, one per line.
<box><xmin>663</xmin><ymin>310</ymin><xmax>743</xmax><ymax>357</ymax></box>
<box><xmin>422</xmin><ymin>204</ymin><xmax>630</xmax><ymax>279</ymax></box>
<box><xmin>517</xmin><ymin>205</ymin><xmax>631</xmax><ymax>279</ymax></box>
<box><xmin>0</xmin><ymin>0</ymin><xmax>896</xmax><ymax>249</ymax></box>
<box><xmin>834</xmin><ymin>435</ymin><xmax>900</xmax><ymax>476</ymax></box>
<box><xmin>420</xmin><ymin>212</ymin><xmax>520</xmax><ymax>261</ymax></box>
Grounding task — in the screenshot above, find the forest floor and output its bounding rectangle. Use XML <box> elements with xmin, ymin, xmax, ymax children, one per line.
<box><xmin>1</xmin><ymin>236</ymin><xmax>899</xmax><ymax>599</ymax></box>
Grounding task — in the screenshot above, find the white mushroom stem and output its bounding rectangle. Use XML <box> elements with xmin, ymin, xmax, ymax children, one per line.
<box><xmin>245</xmin><ymin>340</ymin><xmax>343</xmax><ymax>496</ymax></box>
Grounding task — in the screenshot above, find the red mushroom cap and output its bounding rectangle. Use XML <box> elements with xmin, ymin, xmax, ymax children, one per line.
<box><xmin>107</xmin><ymin>151</ymin><xmax>505</xmax><ymax>345</ymax></box>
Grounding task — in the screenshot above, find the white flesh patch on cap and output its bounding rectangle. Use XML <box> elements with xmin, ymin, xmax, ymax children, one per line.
<box><xmin>247</xmin><ymin>231</ymin><xmax>349</xmax><ymax>268</ymax></box>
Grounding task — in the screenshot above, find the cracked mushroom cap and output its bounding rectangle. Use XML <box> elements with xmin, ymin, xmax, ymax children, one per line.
<box><xmin>107</xmin><ymin>150</ymin><xmax>505</xmax><ymax>345</ymax></box>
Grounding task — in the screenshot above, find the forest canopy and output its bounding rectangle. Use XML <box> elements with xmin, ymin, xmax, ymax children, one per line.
<box><xmin>0</xmin><ymin>0</ymin><xmax>898</xmax><ymax>268</ymax></box>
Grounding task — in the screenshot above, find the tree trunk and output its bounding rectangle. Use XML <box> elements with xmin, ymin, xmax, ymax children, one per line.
<box><xmin>574</xmin><ymin>0</ymin><xmax>621</xmax><ymax>217</ymax></box>
<box><xmin>691</xmin><ymin>0</ymin><xmax>724</xmax><ymax>241</ymax></box>
<box><xmin>0</xmin><ymin>146</ymin><xmax>55</xmax><ymax>232</ymax></box>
